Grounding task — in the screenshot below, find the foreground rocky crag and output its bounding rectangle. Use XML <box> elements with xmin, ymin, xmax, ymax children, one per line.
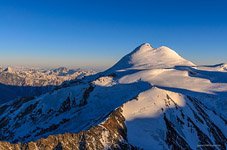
<box><xmin>0</xmin><ymin>43</ymin><xmax>226</xmax><ymax>149</ymax></box>
<box><xmin>0</xmin><ymin>108</ymin><xmax>136</xmax><ymax>150</ymax></box>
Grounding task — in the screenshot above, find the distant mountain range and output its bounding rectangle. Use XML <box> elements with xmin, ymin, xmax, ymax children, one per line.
<box><xmin>0</xmin><ymin>67</ymin><xmax>95</xmax><ymax>104</ymax></box>
<box><xmin>0</xmin><ymin>43</ymin><xmax>226</xmax><ymax>150</ymax></box>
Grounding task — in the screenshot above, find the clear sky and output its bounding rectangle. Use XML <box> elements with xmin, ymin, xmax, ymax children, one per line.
<box><xmin>0</xmin><ymin>0</ymin><xmax>227</xmax><ymax>70</ymax></box>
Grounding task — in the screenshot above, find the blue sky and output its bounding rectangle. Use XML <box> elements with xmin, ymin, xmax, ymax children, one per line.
<box><xmin>0</xmin><ymin>0</ymin><xmax>227</xmax><ymax>69</ymax></box>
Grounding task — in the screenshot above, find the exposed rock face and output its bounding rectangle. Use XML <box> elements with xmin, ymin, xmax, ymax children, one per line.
<box><xmin>162</xmin><ymin>95</ymin><xmax>227</xmax><ymax>150</ymax></box>
<box><xmin>164</xmin><ymin>115</ymin><xmax>191</xmax><ymax>150</ymax></box>
<box><xmin>0</xmin><ymin>108</ymin><xmax>135</xmax><ymax>150</ymax></box>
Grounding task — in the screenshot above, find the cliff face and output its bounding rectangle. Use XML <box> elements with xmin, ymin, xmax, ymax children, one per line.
<box><xmin>0</xmin><ymin>108</ymin><xmax>136</xmax><ymax>150</ymax></box>
<box><xmin>162</xmin><ymin>96</ymin><xmax>226</xmax><ymax>150</ymax></box>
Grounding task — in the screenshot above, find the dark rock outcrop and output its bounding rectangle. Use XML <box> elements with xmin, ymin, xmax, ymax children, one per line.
<box><xmin>0</xmin><ymin>108</ymin><xmax>136</xmax><ymax>150</ymax></box>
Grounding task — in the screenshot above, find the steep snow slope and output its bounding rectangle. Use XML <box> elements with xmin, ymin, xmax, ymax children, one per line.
<box><xmin>0</xmin><ymin>43</ymin><xmax>226</xmax><ymax>150</ymax></box>
<box><xmin>122</xmin><ymin>88</ymin><xmax>226</xmax><ymax>149</ymax></box>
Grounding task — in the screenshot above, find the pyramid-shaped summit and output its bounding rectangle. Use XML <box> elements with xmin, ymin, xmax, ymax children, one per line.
<box><xmin>4</xmin><ymin>67</ymin><xmax>14</xmax><ymax>73</ymax></box>
<box><xmin>108</xmin><ymin>43</ymin><xmax>195</xmax><ymax>71</ymax></box>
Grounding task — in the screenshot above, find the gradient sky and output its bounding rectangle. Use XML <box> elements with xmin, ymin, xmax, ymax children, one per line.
<box><xmin>0</xmin><ymin>0</ymin><xmax>227</xmax><ymax>70</ymax></box>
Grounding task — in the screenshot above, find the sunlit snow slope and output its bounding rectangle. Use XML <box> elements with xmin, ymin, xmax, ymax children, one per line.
<box><xmin>107</xmin><ymin>43</ymin><xmax>194</xmax><ymax>71</ymax></box>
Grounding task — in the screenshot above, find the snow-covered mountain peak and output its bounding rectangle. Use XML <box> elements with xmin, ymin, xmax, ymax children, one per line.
<box><xmin>107</xmin><ymin>43</ymin><xmax>195</xmax><ymax>72</ymax></box>
<box><xmin>3</xmin><ymin>67</ymin><xmax>14</xmax><ymax>73</ymax></box>
<box><xmin>133</xmin><ymin>43</ymin><xmax>153</xmax><ymax>53</ymax></box>
<box><xmin>0</xmin><ymin>43</ymin><xmax>226</xmax><ymax>150</ymax></box>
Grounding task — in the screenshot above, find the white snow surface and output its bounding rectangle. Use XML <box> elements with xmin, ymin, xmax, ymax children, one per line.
<box><xmin>107</xmin><ymin>43</ymin><xmax>194</xmax><ymax>71</ymax></box>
